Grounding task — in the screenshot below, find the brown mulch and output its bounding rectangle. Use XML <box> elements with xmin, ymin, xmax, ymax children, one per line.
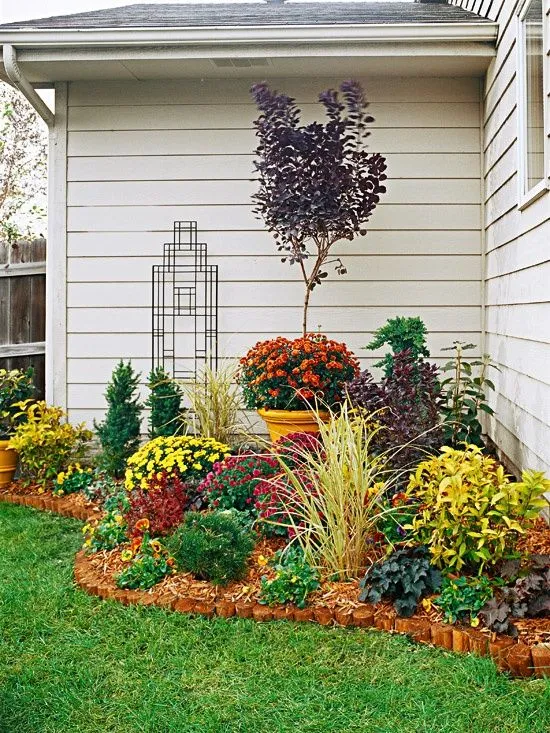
<box><xmin>517</xmin><ymin>517</ymin><xmax>550</xmax><ymax>556</ymax></box>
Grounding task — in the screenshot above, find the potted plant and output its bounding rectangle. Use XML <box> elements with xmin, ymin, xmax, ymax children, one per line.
<box><xmin>238</xmin><ymin>333</ymin><xmax>359</xmax><ymax>440</ymax></box>
<box><xmin>251</xmin><ymin>79</ymin><xmax>387</xmax><ymax>335</ymax></box>
<box><xmin>0</xmin><ymin>368</ymin><xmax>35</xmax><ymax>486</ymax></box>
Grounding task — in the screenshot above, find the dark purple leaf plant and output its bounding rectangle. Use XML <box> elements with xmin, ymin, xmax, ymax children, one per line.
<box><xmin>250</xmin><ymin>80</ymin><xmax>387</xmax><ymax>334</ymax></box>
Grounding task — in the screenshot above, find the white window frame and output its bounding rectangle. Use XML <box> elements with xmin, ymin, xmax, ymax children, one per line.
<box><xmin>516</xmin><ymin>0</ymin><xmax>549</xmax><ymax>209</ymax></box>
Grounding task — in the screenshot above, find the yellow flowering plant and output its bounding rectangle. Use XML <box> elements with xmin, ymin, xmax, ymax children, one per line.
<box><xmin>124</xmin><ymin>435</ymin><xmax>231</xmax><ymax>491</ymax></box>
<box><xmin>8</xmin><ymin>401</ymin><xmax>92</xmax><ymax>486</ymax></box>
<box><xmin>53</xmin><ymin>463</ymin><xmax>94</xmax><ymax>497</ymax></box>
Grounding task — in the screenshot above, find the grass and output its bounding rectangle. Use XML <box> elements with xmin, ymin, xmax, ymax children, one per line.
<box><xmin>0</xmin><ymin>504</ymin><xmax>549</xmax><ymax>733</ymax></box>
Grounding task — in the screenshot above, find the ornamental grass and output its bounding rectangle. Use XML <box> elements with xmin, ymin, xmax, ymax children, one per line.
<box><xmin>267</xmin><ymin>402</ymin><xmax>401</xmax><ymax>580</ymax></box>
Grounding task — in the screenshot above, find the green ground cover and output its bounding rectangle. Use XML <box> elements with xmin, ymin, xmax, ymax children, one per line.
<box><xmin>0</xmin><ymin>503</ymin><xmax>548</xmax><ymax>733</ymax></box>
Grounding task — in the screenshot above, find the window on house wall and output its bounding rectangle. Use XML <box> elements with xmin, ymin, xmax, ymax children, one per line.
<box><xmin>517</xmin><ymin>0</ymin><xmax>548</xmax><ymax>205</ymax></box>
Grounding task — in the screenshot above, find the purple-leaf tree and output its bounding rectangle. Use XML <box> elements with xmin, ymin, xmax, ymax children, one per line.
<box><xmin>250</xmin><ymin>80</ymin><xmax>387</xmax><ymax>335</ymax></box>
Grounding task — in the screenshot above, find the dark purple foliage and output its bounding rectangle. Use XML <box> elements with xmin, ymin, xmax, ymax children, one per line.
<box><xmin>346</xmin><ymin>349</ymin><xmax>443</xmax><ymax>472</ymax></box>
<box><xmin>250</xmin><ymin>80</ymin><xmax>387</xmax><ymax>333</ymax></box>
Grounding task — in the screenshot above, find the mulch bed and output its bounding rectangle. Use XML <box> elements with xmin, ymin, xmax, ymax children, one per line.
<box><xmin>2</xmin><ymin>484</ymin><xmax>549</xmax><ymax>678</ymax></box>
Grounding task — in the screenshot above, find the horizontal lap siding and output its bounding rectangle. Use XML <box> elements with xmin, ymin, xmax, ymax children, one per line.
<box><xmin>454</xmin><ymin>0</ymin><xmax>550</xmax><ymax>472</ymax></box>
<box><xmin>66</xmin><ymin>76</ymin><xmax>482</xmax><ymax>427</ymax></box>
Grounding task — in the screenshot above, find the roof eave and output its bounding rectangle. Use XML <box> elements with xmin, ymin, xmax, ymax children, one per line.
<box><xmin>0</xmin><ymin>22</ymin><xmax>499</xmax><ymax>48</ymax></box>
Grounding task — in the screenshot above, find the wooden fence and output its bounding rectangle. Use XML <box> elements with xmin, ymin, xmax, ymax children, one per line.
<box><xmin>0</xmin><ymin>238</ymin><xmax>46</xmax><ymax>397</ymax></box>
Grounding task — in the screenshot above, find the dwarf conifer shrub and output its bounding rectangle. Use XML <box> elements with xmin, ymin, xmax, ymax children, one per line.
<box><xmin>365</xmin><ymin>316</ymin><xmax>430</xmax><ymax>378</ymax></box>
<box><xmin>95</xmin><ymin>361</ymin><xmax>143</xmax><ymax>478</ymax></box>
<box><xmin>146</xmin><ymin>366</ymin><xmax>183</xmax><ymax>438</ymax></box>
<box><xmin>167</xmin><ymin>511</ymin><xmax>255</xmax><ymax>585</ymax></box>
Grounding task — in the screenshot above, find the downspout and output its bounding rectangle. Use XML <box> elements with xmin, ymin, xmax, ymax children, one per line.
<box><xmin>2</xmin><ymin>44</ymin><xmax>54</xmax><ymax>126</ymax></box>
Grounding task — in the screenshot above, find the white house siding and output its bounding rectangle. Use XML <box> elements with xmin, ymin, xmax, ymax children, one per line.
<box><xmin>452</xmin><ymin>0</ymin><xmax>550</xmax><ymax>474</ymax></box>
<box><xmin>63</xmin><ymin>76</ymin><xmax>483</xmax><ymax>428</ymax></box>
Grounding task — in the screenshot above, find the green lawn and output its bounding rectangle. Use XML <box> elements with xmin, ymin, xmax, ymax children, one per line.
<box><xmin>0</xmin><ymin>504</ymin><xmax>549</xmax><ymax>733</ymax></box>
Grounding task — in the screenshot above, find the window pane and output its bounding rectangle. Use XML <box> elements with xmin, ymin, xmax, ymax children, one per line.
<box><xmin>524</xmin><ymin>0</ymin><xmax>544</xmax><ymax>191</ymax></box>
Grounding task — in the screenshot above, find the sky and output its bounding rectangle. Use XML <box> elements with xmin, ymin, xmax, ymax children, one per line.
<box><xmin>0</xmin><ymin>0</ymin><xmax>405</xmax><ymax>24</ymax></box>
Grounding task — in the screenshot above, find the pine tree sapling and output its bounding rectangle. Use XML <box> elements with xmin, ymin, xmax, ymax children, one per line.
<box><xmin>251</xmin><ymin>80</ymin><xmax>387</xmax><ymax>334</ymax></box>
<box><xmin>146</xmin><ymin>366</ymin><xmax>183</xmax><ymax>438</ymax></box>
<box><xmin>95</xmin><ymin>360</ymin><xmax>143</xmax><ymax>477</ymax></box>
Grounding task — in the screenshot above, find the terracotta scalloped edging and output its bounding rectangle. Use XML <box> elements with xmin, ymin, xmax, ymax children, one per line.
<box><xmin>2</xmin><ymin>490</ymin><xmax>548</xmax><ymax>679</ymax></box>
<box><xmin>0</xmin><ymin>490</ymin><xmax>99</xmax><ymax>522</ymax></box>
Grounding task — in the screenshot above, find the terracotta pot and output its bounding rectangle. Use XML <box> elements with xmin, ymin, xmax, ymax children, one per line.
<box><xmin>0</xmin><ymin>440</ymin><xmax>17</xmax><ymax>488</ymax></box>
<box><xmin>257</xmin><ymin>408</ymin><xmax>329</xmax><ymax>442</ymax></box>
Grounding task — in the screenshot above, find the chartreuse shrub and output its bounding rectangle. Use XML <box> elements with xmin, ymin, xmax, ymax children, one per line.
<box><xmin>167</xmin><ymin>511</ymin><xmax>255</xmax><ymax>585</ymax></box>
<box><xmin>95</xmin><ymin>360</ymin><xmax>143</xmax><ymax>478</ymax></box>
<box><xmin>116</xmin><ymin>526</ymin><xmax>175</xmax><ymax>590</ymax></box>
<box><xmin>406</xmin><ymin>445</ymin><xmax>550</xmax><ymax>573</ymax></box>
<box><xmin>124</xmin><ymin>435</ymin><xmax>231</xmax><ymax>491</ymax></box>
<box><xmin>9</xmin><ymin>401</ymin><xmax>92</xmax><ymax>486</ymax></box>
<box><xmin>0</xmin><ymin>367</ymin><xmax>35</xmax><ymax>438</ymax></box>
<box><xmin>359</xmin><ymin>546</ymin><xmax>441</xmax><ymax>618</ymax></box>
<box><xmin>268</xmin><ymin>403</ymin><xmax>400</xmax><ymax>579</ymax></box>
<box><xmin>260</xmin><ymin>546</ymin><xmax>320</xmax><ymax>608</ymax></box>
<box><xmin>53</xmin><ymin>463</ymin><xmax>94</xmax><ymax>496</ymax></box>
<box><xmin>146</xmin><ymin>366</ymin><xmax>183</xmax><ymax>438</ymax></box>
<box><xmin>434</xmin><ymin>575</ymin><xmax>494</xmax><ymax>625</ymax></box>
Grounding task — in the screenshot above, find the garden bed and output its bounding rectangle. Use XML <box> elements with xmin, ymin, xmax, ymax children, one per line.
<box><xmin>1</xmin><ymin>485</ymin><xmax>548</xmax><ymax>679</ymax></box>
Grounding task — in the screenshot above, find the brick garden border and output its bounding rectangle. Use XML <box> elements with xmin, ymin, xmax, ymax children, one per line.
<box><xmin>2</xmin><ymin>490</ymin><xmax>549</xmax><ymax>678</ymax></box>
<box><xmin>0</xmin><ymin>489</ymin><xmax>99</xmax><ymax>521</ymax></box>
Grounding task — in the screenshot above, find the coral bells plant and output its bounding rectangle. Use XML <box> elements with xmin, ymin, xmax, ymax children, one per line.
<box><xmin>251</xmin><ymin>80</ymin><xmax>387</xmax><ymax>334</ymax></box>
<box><xmin>198</xmin><ymin>453</ymin><xmax>280</xmax><ymax>514</ymax></box>
<box><xmin>238</xmin><ymin>333</ymin><xmax>359</xmax><ymax>411</ymax></box>
<box><xmin>124</xmin><ymin>435</ymin><xmax>231</xmax><ymax>492</ymax></box>
<box><xmin>124</xmin><ymin>472</ymin><xmax>189</xmax><ymax>536</ymax></box>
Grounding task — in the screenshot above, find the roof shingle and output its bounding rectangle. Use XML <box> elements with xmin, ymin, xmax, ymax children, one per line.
<box><xmin>0</xmin><ymin>2</ymin><xmax>491</xmax><ymax>30</ymax></box>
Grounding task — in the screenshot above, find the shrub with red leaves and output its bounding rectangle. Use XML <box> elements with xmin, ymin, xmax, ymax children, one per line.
<box><xmin>125</xmin><ymin>472</ymin><xmax>189</xmax><ymax>537</ymax></box>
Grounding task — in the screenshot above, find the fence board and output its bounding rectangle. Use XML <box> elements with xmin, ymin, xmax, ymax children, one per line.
<box><xmin>0</xmin><ymin>239</ymin><xmax>47</xmax><ymax>397</ymax></box>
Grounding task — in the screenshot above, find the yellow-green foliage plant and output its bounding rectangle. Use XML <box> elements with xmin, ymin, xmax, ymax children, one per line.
<box><xmin>406</xmin><ymin>445</ymin><xmax>550</xmax><ymax>573</ymax></box>
<box><xmin>9</xmin><ymin>401</ymin><xmax>92</xmax><ymax>486</ymax></box>
<box><xmin>271</xmin><ymin>402</ymin><xmax>399</xmax><ymax>580</ymax></box>
<box><xmin>124</xmin><ymin>435</ymin><xmax>231</xmax><ymax>491</ymax></box>
<box><xmin>181</xmin><ymin>361</ymin><xmax>246</xmax><ymax>446</ymax></box>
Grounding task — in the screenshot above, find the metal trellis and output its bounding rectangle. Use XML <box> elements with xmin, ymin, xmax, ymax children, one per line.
<box><xmin>152</xmin><ymin>221</ymin><xmax>218</xmax><ymax>380</ymax></box>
